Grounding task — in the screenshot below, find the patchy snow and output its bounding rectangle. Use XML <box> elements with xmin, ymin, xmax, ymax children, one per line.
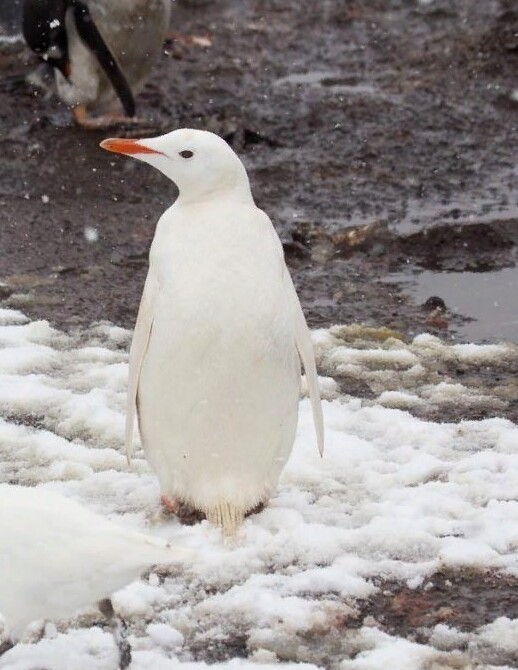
<box><xmin>0</xmin><ymin>310</ymin><xmax>517</xmax><ymax>669</ymax></box>
<box><xmin>314</xmin><ymin>325</ymin><xmax>517</xmax><ymax>416</ymax></box>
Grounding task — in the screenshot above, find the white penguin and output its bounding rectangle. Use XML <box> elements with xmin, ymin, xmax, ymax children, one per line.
<box><xmin>0</xmin><ymin>484</ymin><xmax>193</xmax><ymax>660</ymax></box>
<box><xmin>100</xmin><ymin>129</ymin><xmax>324</xmax><ymax>535</ymax></box>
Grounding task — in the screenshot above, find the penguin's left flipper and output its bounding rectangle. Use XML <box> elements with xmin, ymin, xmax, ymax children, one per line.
<box><xmin>284</xmin><ymin>268</ymin><xmax>325</xmax><ymax>456</ymax></box>
<box><xmin>125</xmin><ymin>269</ymin><xmax>159</xmax><ymax>463</ymax></box>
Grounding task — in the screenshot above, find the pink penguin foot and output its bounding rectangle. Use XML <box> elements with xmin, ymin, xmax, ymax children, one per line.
<box><xmin>160</xmin><ymin>495</ymin><xmax>180</xmax><ymax>514</ymax></box>
<box><xmin>160</xmin><ymin>495</ymin><xmax>206</xmax><ymax>525</ymax></box>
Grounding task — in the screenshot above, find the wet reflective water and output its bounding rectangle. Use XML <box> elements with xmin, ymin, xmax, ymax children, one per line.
<box><xmin>384</xmin><ymin>266</ymin><xmax>518</xmax><ymax>343</ymax></box>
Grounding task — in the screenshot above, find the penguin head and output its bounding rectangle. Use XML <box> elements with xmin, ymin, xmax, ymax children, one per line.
<box><xmin>22</xmin><ymin>0</ymin><xmax>71</xmax><ymax>79</ymax></box>
<box><xmin>100</xmin><ymin>129</ymin><xmax>252</xmax><ymax>203</ymax></box>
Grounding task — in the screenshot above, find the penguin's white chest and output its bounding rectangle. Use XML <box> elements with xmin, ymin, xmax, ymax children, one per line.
<box><xmin>137</xmin><ymin>210</ymin><xmax>301</xmax><ymax>513</ymax></box>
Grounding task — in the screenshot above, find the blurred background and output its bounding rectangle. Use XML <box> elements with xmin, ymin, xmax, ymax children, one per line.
<box><xmin>0</xmin><ymin>0</ymin><xmax>516</xmax><ymax>344</ymax></box>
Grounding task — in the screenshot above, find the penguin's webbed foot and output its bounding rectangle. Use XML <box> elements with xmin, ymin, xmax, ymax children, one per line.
<box><xmin>98</xmin><ymin>598</ymin><xmax>131</xmax><ymax>670</ymax></box>
<box><xmin>160</xmin><ymin>496</ymin><xmax>267</xmax><ymax>528</ymax></box>
<box><xmin>73</xmin><ymin>105</ymin><xmax>148</xmax><ymax>131</ymax></box>
<box><xmin>160</xmin><ymin>495</ymin><xmax>206</xmax><ymax>525</ymax></box>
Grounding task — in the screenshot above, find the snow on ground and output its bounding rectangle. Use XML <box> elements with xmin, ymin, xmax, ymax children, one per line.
<box><xmin>313</xmin><ymin>324</ymin><xmax>517</xmax><ymax>418</ymax></box>
<box><xmin>0</xmin><ymin>308</ymin><xmax>517</xmax><ymax>669</ymax></box>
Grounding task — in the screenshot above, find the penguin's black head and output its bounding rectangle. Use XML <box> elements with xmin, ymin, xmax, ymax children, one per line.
<box><xmin>22</xmin><ymin>0</ymin><xmax>71</xmax><ymax>78</ymax></box>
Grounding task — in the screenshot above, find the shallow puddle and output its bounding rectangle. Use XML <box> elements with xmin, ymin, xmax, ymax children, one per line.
<box><xmin>385</xmin><ymin>265</ymin><xmax>518</xmax><ymax>343</ymax></box>
<box><xmin>391</xmin><ymin>166</ymin><xmax>518</xmax><ymax>236</ymax></box>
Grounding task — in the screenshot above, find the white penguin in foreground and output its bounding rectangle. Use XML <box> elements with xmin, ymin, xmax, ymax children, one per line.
<box><xmin>100</xmin><ymin>129</ymin><xmax>324</xmax><ymax>535</ymax></box>
<box><xmin>0</xmin><ymin>484</ymin><xmax>193</xmax><ymax>664</ymax></box>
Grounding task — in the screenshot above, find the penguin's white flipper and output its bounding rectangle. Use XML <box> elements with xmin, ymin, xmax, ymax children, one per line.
<box><xmin>126</xmin><ymin>269</ymin><xmax>159</xmax><ymax>463</ymax></box>
<box><xmin>284</xmin><ymin>269</ymin><xmax>324</xmax><ymax>456</ymax></box>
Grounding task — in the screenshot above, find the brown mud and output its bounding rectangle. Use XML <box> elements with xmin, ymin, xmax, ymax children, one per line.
<box><xmin>179</xmin><ymin>569</ymin><xmax>518</xmax><ymax>668</ymax></box>
<box><xmin>365</xmin><ymin>570</ymin><xmax>518</xmax><ymax>635</ymax></box>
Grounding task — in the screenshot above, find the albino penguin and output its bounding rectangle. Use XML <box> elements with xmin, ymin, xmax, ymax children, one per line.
<box><xmin>0</xmin><ymin>484</ymin><xmax>193</xmax><ymax>666</ymax></box>
<box><xmin>101</xmin><ymin>129</ymin><xmax>324</xmax><ymax>535</ymax></box>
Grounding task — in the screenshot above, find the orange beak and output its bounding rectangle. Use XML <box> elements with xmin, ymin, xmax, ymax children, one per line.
<box><xmin>99</xmin><ymin>138</ymin><xmax>164</xmax><ymax>156</ymax></box>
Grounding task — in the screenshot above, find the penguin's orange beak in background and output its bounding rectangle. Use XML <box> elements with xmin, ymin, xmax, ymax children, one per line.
<box><xmin>100</xmin><ymin>139</ymin><xmax>164</xmax><ymax>156</ymax></box>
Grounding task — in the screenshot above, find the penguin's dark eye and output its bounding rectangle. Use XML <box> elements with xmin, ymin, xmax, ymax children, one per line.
<box><xmin>179</xmin><ymin>150</ymin><xmax>194</xmax><ymax>159</ymax></box>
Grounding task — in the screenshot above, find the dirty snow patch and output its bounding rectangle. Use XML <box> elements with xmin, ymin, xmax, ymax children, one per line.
<box><xmin>0</xmin><ymin>312</ymin><xmax>517</xmax><ymax>668</ymax></box>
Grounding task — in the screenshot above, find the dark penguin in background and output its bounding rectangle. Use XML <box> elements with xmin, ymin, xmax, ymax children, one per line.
<box><xmin>22</xmin><ymin>0</ymin><xmax>171</xmax><ymax>128</ymax></box>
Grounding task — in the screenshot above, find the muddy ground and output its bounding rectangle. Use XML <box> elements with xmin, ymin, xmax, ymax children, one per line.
<box><xmin>1</xmin><ymin>0</ymin><xmax>517</xmax><ymax>339</ymax></box>
<box><xmin>1</xmin><ymin>0</ymin><xmax>518</xmax><ymax>658</ymax></box>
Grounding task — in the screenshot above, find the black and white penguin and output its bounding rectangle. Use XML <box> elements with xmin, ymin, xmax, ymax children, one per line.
<box><xmin>22</xmin><ymin>0</ymin><xmax>171</xmax><ymax>127</ymax></box>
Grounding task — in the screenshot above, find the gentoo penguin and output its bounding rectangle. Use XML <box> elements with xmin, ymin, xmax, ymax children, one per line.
<box><xmin>0</xmin><ymin>484</ymin><xmax>193</xmax><ymax>666</ymax></box>
<box><xmin>22</xmin><ymin>0</ymin><xmax>171</xmax><ymax>127</ymax></box>
<box><xmin>100</xmin><ymin>129</ymin><xmax>324</xmax><ymax>535</ymax></box>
